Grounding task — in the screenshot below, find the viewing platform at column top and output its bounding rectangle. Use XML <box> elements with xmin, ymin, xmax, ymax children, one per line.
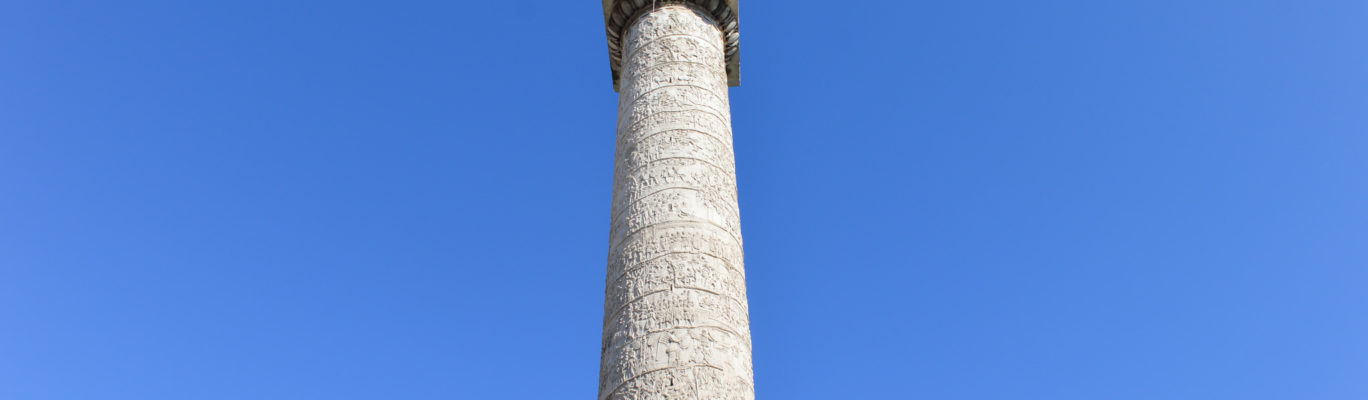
<box><xmin>601</xmin><ymin>0</ymin><xmax>741</xmax><ymax>91</ymax></box>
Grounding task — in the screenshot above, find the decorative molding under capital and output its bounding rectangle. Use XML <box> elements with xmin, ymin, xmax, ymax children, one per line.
<box><xmin>602</xmin><ymin>0</ymin><xmax>740</xmax><ymax>91</ymax></box>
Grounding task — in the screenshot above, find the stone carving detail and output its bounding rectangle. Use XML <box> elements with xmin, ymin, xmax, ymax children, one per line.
<box><xmin>600</xmin><ymin>5</ymin><xmax>754</xmax><ymax>400</ymax></box>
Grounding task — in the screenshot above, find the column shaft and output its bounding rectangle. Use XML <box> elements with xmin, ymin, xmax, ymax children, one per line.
<box><xmin>600</xmin><ymin>4</ymin><xmax>754</xmax><ymax>400</ymax></box>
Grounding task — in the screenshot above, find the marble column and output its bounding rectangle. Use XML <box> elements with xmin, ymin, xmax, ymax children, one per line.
<box><xmin>600</xmin><ymin>2</ymin><xmax>753</xmax><ymax>399</ymax></box>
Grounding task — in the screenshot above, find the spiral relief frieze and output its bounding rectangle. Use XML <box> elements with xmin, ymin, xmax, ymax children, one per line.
<box><xmin>600</xmin><ymin>4</ymin><xmax>753</xmax><ymax>400</ymax></box>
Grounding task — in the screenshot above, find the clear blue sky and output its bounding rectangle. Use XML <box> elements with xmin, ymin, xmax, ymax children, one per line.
<box><xmin>2</xmin><ymin>1</ymin><xmax>1365</xmax><ymax>398</ymax></box>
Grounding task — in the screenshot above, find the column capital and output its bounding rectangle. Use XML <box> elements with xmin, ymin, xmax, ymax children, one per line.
<box><xmin>602</xmin><ymin>0</ymin><xmax>740</xmax><ymax>91</ymax></box>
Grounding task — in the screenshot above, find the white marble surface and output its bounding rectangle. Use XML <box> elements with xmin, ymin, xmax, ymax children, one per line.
<box><xmin>600</xmin><ymin>5</ymin><xmax>754</xmax><ymax>400</ymax></box>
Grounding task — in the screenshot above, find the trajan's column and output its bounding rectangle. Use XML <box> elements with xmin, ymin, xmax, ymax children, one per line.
<box><xmin>598</xmin><ymin>0</ymin><xmax>751</xmax><ymax>399</ymax></box>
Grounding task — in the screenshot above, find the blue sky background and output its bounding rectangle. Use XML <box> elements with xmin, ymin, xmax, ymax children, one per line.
<box><xmin>2</xmin><ymin>1</ymin><xmax>1365</xmax><ymax>398</ymax></box>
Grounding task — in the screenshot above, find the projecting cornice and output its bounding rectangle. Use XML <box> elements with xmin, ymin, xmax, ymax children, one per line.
<box><xmin>602</xmin><ymin>0</ymin><xmax>740</xmax><ymax>91</ymax></box>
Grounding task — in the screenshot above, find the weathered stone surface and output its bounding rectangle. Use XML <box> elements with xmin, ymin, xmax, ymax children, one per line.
<box><xmin>600</xmin><ymin>5</ymin><xmax>754</xmax><ymax>400</ymax></box>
